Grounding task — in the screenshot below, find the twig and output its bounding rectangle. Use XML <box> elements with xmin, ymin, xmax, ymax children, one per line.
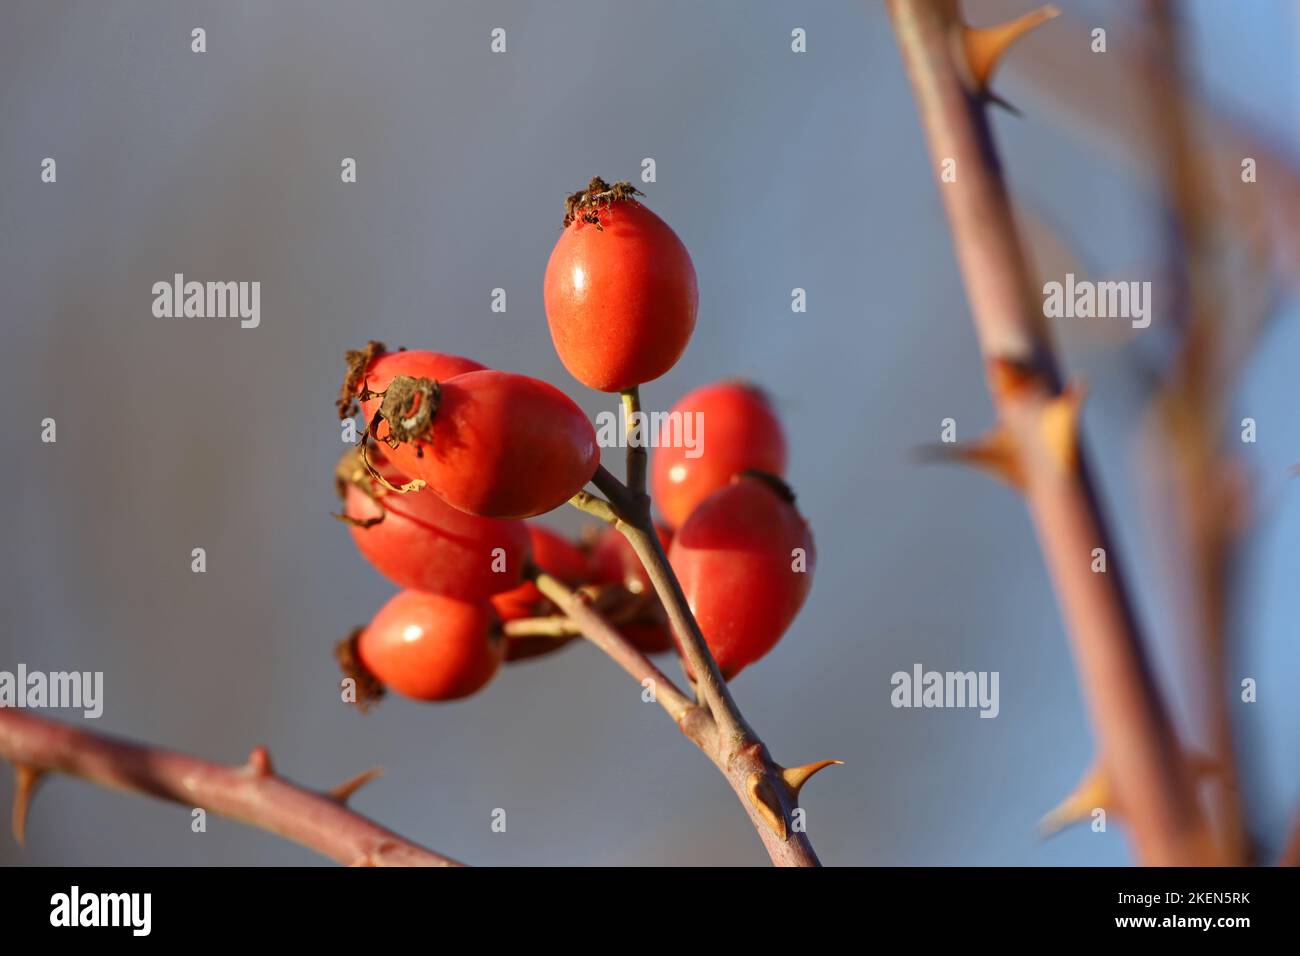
<box><xmin>886</xmin><ymin>0</ymin><xmax>1215</xmax><ymax>864</ymax></box>
<box><xmin>581</xmin><ymin>436</ymin><xmax>833</xmax><ymax>865</ymax></box>
<box><xmin>0</xmin><ymin>708</ymin><xmax>461</xmax><ymax>867</ymax></box>
<box><xmin>503</xmin><ymin>615</ymin><xmax>582</xmax><ymax>638</ymax></box>
<box><xmin>621</xmin><ymin>387</ymin><xmax>648</xmax><ymax>495</ymax></box>
<box><xmin>568</xmin><ymin>489</ymin><xmax>619</xmax><ymax>524</ymax></box>
<box><xmin>588</xmin><ymin>466</ymin><xmax>749</xmax><ymax>741</ymax></box>
<box><xmin>533</xmin><ymin>573</ymin><xmax>697</xmax><ymax>726</ymax></box>
<box><xmin>534</xmin><ymin>569</ymin><xmax>834</xmax><ymax>866</ymax></box>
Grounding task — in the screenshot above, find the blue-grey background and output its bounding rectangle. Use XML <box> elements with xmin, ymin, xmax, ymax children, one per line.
<box><xmin>1</xmin><ymin>0</ymin><xmax>1296</xmax><ymax>866</ymax></box>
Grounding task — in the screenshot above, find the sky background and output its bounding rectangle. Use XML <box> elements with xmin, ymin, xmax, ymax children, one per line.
<box><xmin>1</xmin><ymin>0</ymin><xmax>1297</xmax><ymax>866</ymax></box>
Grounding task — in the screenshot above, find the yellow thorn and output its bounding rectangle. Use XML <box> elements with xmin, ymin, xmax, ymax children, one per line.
<box><xmin>745</xmin><ymin>773</ymin><xmax>788</xmax><ymax>841</ymax></box>
<box><xmin>962</xmin><ymin>5</ymin><xmax>1060</xmax><ymax>94</ymax></box>
<box><xmin>328</xmin><ymin>767</ymin><xmax>384</xmax><ymax>805</ymax></box>
<box><xmin>1039</xmin><ymin>381</ymin><xmax>1086</xmax><ymax>474</ymax></box>
<box><xmin>1038</xmin><ymin>753</ymin><xmax>1218</xmax><ymax>839</ymax></box>
<box><xmin>781</xmin><ymin>760</ymin><xmax>843</xmax><ymax>800</ymax></box>
<box><xmin>12</xmin><ymin>764</ymin><xmax>46</xmax><ymax>846</ymax></box>
<box><xmin>915</xmin><ymin>425</ymin><xmax>1025</xmax><ymax>489</ymax></box>
<box><xmin>1038</xmin><ymin>762</ymin><xmax>1109</xmax><ymax>838</ymax></box>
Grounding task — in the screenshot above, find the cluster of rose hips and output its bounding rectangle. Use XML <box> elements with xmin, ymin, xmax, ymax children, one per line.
<box><xmin>333</xmin><ymin>178</ymin><xmax>815</xmax><ymax>708</ymax></box>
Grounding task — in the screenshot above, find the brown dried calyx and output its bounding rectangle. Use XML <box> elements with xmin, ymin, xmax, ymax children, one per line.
<box><xmin>335</xmin><ymin>628</ymin><xmax>386</xmax><ymax>712</ymax></box>
<box><xmin>338</xmin><ymin>340</ymin><xmax>387</xmax><ymax>420</ymax></box>
<box><xmin>332</xmin><ymin>444</ymin><xmax>387</xmax><ymax>529</ymax></box>
<box><xmin>369</xmin><ymin>375</ymin><xmax>440</xmax><ymax>446</ymax></box>
<box><xmin>563</xmin><ymin>176</ymin><xmax>643</xmax><ymax>228</ymax></box>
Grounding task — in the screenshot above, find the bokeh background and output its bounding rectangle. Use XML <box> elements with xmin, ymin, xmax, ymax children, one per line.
<box><xmin>1</xmin><ymin>0</ymin><xmax>1296</xmax><ymax>866</ymax></box>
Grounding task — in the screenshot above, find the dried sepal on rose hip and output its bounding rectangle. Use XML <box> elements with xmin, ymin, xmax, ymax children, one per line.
<box><xmin>340</xmin><ymin>343</ymin><xmax>600</xmax><ymax>519</ymax></box>
<box><xmin>339</xmin><ymin>341</ymin><xmax>486</xmax><ymax>483</ymax></box>
<box><xmin>544</xmin><ymin>176</ymin><xmax>698</xmax><ymax>392</ymax></box>
<box><xmin>338</xmin><ymin>590</ymin><xmax>504</xmax><ymax>706</ymax></box>
<box><xmin>335</xmin><ymin>443</ymin><xmax>531</xmax><ymax>601</ymax></box>
<box><xmin>669</xmin><ymin>471</ymin><xmax>815</xmax><ymax>680</ymax></box>
<box><xmin>651</xmin><ymin>380</ymin><xmax>788</xmax><ymax>529</ymax></box>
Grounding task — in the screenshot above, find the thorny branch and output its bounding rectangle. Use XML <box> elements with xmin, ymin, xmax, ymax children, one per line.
<box><xmin>886</xmin><ymin>0</ymin><xmax>1216</xmax><ymax>864</ymax></box>
<box><xmin>1138</xmin><ymin>0</ymin><xmax>1252</xmax><ymax>864</ymax></box>
<box><xmin>0</xmin><ymin>708</ymin><xmax>460</xmax><ymax>867</ymax></box>
<box><xmin>564</xmin><ymin>388</ymin><xmax>835</xmax><ymax>865</ymax></box>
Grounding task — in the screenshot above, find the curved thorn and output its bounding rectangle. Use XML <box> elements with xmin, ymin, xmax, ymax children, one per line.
<box><xmin>12</xmin><ymin>764</ymin><xmax>46</xmax><ymax>846</ymax></box>
<box><xmin>913</xmin><ymin>425</ymin><xmax>1025</xmax><ymax>489</ymax></box>
<box><xmin>962</xmin><ymin>5</ymin><xmax>1061</xmax><ymax>93</ymax></box>
<box><xmin>1038</xmin><ymin>752</ymin><xmax>1218</xmax><ymax>841</ymax></box>
<box><xmin>328</xmin><ymin>767</ymin><xmax>384</xmax><ymax>805</ymax></box>
<box><xmin>1038</xmin><ymin>762</ymin><xmax>1110</xmax><ymax>839</ymax></box>
<box><xmin>781</xmin><ymin>759</ymin><xmax>844</xmax><ymax>800</ymax></box>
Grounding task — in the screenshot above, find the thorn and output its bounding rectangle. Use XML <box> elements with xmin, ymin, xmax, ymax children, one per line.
<box><xmin>11</xmin><ymin>764</ymin><xmax>46</xmax><ymax>846</ymax></box>
<box><xmin>1038</xmin><ymin>754</ymin><xmax>1218</xmax><ymax>839</ymax></box>
<box><xmin>1039</xmin><ymin>381</ymin><xmax>1087</xmax><ymax>474</ymax></box>
<box><xmin>328</xmin><ymin>767</ymin><xmax>384</xmax><ymax>805</ymax></box>
<box><xmin>984</xmin><ymin>90</ymin><xmax>1024</xmax><ymax>117</ymax></box>
<box><xmin>961</xmin><ymin>5</ymin><xmax>1060</xmax><ymax>94</ymax></box>
<box><xmin>1038</xmin><ymin>762</ymin><xmax>1109</xmax><ymax>839</ymax></box>
<box><xmin>781</xmin><ymin>760</ymin><xmax>843</xmax><ymax>800</ymax></box>
<box><xmin>246</xmin><ymin>746</ymin><xmax>274</xmax><ymax>778</ymax></box>
<box><xmin>745</xmin><ymin>772</ymin><xmax>788</xmax><ymax>841</ymax></box>
<box><xmin>914</xmin><ymin>425</ymin><xmax>1025</xmax><ymax>489</ymax></box>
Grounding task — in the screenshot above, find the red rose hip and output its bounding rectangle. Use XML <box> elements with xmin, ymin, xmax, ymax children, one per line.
<box><xmin>669</xmin><ymin>473</ymin><xmax>814</xmax><ymax>679</ymax></box>
<box><xmin>338</xmin><ymin>446</ymin><xmax>530</xmax><ymax>600</ymax></box>
<box><xmin>354</xmin><ymin>590</ymin><xmax>503</xmax><ymax>702</ymax></box>
<box><xmin>544</xmin><ymin>178</ymin><xmax>697</xmax><ymax>392</ymax></box>
<box><xmin>363</xmin><ymin>368</ymin><xmax>599</xmax><ymax>519</ymax></box>
<box><xmin>651</xmin><ymin>381</ymin><xmax>787</xmax><ymax>529</ymax></box>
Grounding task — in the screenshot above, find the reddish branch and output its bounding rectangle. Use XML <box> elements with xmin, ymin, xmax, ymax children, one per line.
<box><xmin>0</xmin><ymin>708</ymin><xmax>460</xmax><ymax>867</ymax></box>
<box><xmin>886</xmin><ymin>0</ymin><xmax>1215</xmax><ymax>864</ymax></box>
<box><xmin>1139</xmin><ymin>0</ymin><xmax>1250</xmax><ymax>863</ymax></box>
